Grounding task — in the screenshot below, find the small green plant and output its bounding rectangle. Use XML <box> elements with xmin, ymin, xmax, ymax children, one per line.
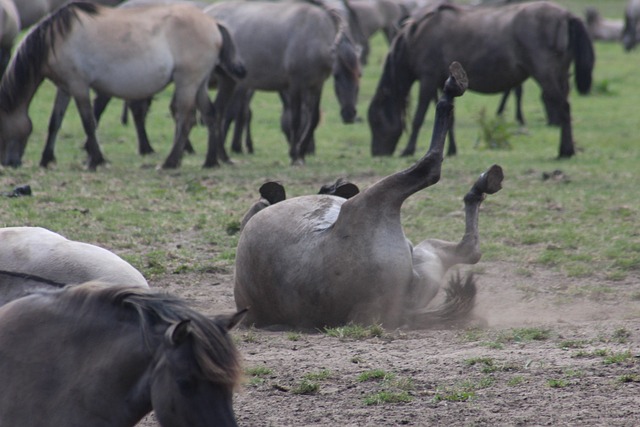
<box><xmin>323</xmin><ymin>323</ymin><xmax>385</xmax><ymax>340</ymax></box>
<box><xmin>603</xmin><ymin>350</ymin><xmax>633</xmax><ymax>365</ymax></box>
<box><xmin>357</xmin><ymin>369</ymin><xmax>393</xmax><ymax>382</ymax></box>
<box><xmin>475</xmin><ymin>107</ymin><xmax>515</xmax><ymax>150</ymax></box>
<box><xmin>547</xmin><ymin>378</ymin><xmax>568</xmax><ymax>388</ymax></box>
<box><xmin>304</xmin><ymin>369</ymin><xmax>332</xmax><ymax>381</ymax></box>
<box><xmin>363</xmin><ymin>390</ymin><xmax>412</xmax><ymax>405</ymax></box>
<box><xmin>498</xmin><ymin>327</ymin><xmax>551</xmax><ymax>343</ymax></box>
<box><xmin>507</xmin><ymin>376</ymin><xmax>525</xmax><ymax>386</ymax></box>
<box><xmin>286</xmin><ymin>332</ymin><xmax>301</xmax><ymax>341</ymax></box>
<box><xmin>292</xmin><ymin>379</ymin><xmax>320</xmax><ymax>395</ymax></box>
<box><xmin>558</xmin><ymin>339</ymin><xmax>589</xmax><ymax>350</ymax></box>
<box><xmin>611</xmin><ymin>328</ymin><xmax>631</xmax><ymax>343</ymax></box>
<box><xmin>617</xmin><ymin>373</ymin><xmax>640</xmax><ymax>383</ymax></box>
<box><xmin>433</xmin><ymin>389</ymin><xmax>475</xmax><ymax>403</ymax></box>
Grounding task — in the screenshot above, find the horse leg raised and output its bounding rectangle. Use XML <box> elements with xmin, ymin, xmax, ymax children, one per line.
<box><xmin>41</xmin><ymin>89</ymin><xmax>71</xmax><ymax>167</ymax></box>
<box><xmin>400</xmin><ymin>82</ymin><xmax>435</xmax><ymax>157</ymax></box>
<box><xmin>409</xmin><ymin>164</ymin><xmax>503</xmax><ymax>318</ymax></box>
<box><xmin>73</xmin><ymin>93</ymin><xmax>106</xmax><ymax>170</ymax></box>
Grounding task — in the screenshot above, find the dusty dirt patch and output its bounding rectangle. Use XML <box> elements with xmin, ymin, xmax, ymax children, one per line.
<box><xmin>138</xmin><ymin>261</ymin><xmax>640</xmax><ymax>426</ymax></box>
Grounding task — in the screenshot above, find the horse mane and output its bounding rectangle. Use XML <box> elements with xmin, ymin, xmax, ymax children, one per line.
<box><xmin>57</xmin><ymin>282</ymin><xmax>242</xmax><ymax>389</ymax></box>
<box><xmin>0</xmin><ymin>2</ymin><xmax>100</xmax><ymax>112</ymax></box>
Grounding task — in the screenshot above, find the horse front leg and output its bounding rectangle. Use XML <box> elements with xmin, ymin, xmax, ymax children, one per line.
<box><xmin>401</xmin><ymin>83</ymin><xmax>435</xmax><ymax>157</ymax></box>
<box><xmin>41</xmin><ymin>89</ymin><xmax>71</xmax><ymax>167</ymax></box>
<box><xmin>541</xmin><ymin>92</ymin><xmax>574</xmax><ymax>158</ymax></box>
<box><xmin>73</xmin><ymin>94</ymin><xmax>105</xmax><ymax>170</ymax></box>
<box><xmin>128</xmin><ymin>98</ymin><xmax>155</xmax><ymax>155</ymax></box>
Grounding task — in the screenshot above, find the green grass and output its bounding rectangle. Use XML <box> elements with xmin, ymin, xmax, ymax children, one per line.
<box><xmin>323</xmin><ymin>323</ymin><xmax>385</xmax><ymax>340</ymax></box>
<box><xmin>1</xmin><ymin>1</ymin><xmax>638</xmax><ymax>307</ymax></box>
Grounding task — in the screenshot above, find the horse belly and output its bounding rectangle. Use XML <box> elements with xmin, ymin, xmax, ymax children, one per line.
<box><xmin>235</xmin><ymin>196</ymin><xmax>414</xmax><ymax>327</ymax></box>
<box><xmin>90</xmin><ymin>60</ymin><xmax>174</xmax><ymax>100</ymax></box>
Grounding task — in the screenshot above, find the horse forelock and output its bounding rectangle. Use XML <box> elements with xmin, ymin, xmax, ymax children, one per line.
<box><xmin>0</xmin><ymin>2</ymin><xmax>100</xmax><ymax>112</ymax></box>
<box><xmin>334</xmin><ymin>32</ymin><xmax>360</xmax><ymax>77</ymax></box>
<box><xmin>113</xmin><ymin>286</ymin><xmax>242</xmax><ymax>388</ymax></box>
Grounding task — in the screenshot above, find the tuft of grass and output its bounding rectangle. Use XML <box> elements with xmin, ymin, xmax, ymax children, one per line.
<box><xmin>603</xmin><ymin>350</ymin><xmax>634</xmax><ymax>365</ymax></box>
<box><xmin>498</xmin><ymin>327</ymin><xmax>551</xmax><ymax>343</ymax></box>
<box><xmin>323</xmin><ymin>323</ymin><xmax>385</xmax><ymax>340</ymax></box>
<box><xmin>286</xmin><ymin>332</ymin><xmax>301</xmax><ymax>341</ymax></box>
<box><xmin>357</xmin><ymin>369</ymin><xmax>393</xmax><ymax>382</ymax></box>
<box><xmin>617</xmin><ymin>373</ymin><xmax>640</xmax><ymax>383</ymax></box>
<box><xmin>292</xmin><ymin>379</ymin><xmax>320</xmax><ymax>395</ymax></box>
<box><xmin>363</xmin><ymin>390</ymin><xmax>412</xmax><ymax>406</ymax></box>
<box><xmin>611</xmin><ymin>328</ymin><xmax>631</xmax><ymax>343</ymax></box>
<box><xmin>507</xmin><ymin>376</ymin><xmax>525</xmax><ymax>386</ymax></box>
<box><xmin>475</xmin><ymin>107</ymin><xmax>515</xmax><ymax>150</ymax></box>
<box><xmin>547</xmin><ymin>378</ymin><xmax>568</xmax><ymax>388</ymax></box>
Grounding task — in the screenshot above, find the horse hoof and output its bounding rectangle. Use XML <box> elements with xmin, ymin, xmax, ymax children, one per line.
<box><xmin>476</xmin><ymin>164</ymin><xmax>504</xmax><ymax>195</ymax></box>
<box><xmin>443</xmin><ymin>62</ymin><xmax>468</xmax><ymax>97</ymax></box>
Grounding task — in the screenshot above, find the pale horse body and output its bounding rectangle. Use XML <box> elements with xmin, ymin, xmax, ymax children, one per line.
<box><xmin>0</xmin><ymin>2</ymin><xmax>240</xmax><ymax>169</ymax></box>
<box><xmin>0</xmin><ymin>226</ymin><xmax>148</xmax><ymax>305</ymax></box>
<box><xmin>0</xmin><ymin>0</ymin><xmax>19</xmax><ymax>75</ymax></box>
<box><xmin>623</xmin><ymin>0</ymin><xmax>640</xmax><ymax>50</ymax></box>
<box><xmin>235</xmin><ymin>63</ymin><xmax>504</xmax><ymax>329</ymax></box>
<box><xmin>0</xmin><ymin>282</ymin><xmax>245</xmax><ymax>426</ymax></box>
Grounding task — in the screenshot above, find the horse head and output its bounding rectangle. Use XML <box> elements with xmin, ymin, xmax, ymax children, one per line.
<box><xmin>332</xmin><ymin>31</ymin><xmax>361</xmax><ymax>124</ymax></box>
<box><xmin>367</xmin><ymin>29</ymin><xmax>414</xmax><ymax>156</ymax></box>
<box><xmin>150</xmin><ymin>309</ymin><xmax>246</xmax><ymax>427</ymax></box>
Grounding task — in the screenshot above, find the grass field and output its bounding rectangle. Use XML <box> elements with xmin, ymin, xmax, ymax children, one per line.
<box><xmin>1</xmin><ymin>0</ymin><xmax>638</xmax><ymax>286</ymax></box>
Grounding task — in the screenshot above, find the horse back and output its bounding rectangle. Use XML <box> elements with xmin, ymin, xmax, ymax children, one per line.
<box><xmin>207</xmin><ymin>1</ymin><xmax>337</xmax><ymax>89</ymax></box>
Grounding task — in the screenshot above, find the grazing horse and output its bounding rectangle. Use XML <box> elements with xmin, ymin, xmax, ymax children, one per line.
<box><xmin>623</xmin><ymin>0</ymin><xmax>640</xmax><ymax>50</ymax></box>
<box><xmin>205</xmin><ymin>0</ymin><xmax>361</xmax><ymax>165</ymax></box>
<box><xmin>0</xmin><ymin>2</ymin><xmax>244</xmax><ymax>169</ymax></box>
<box><xmin>0</xmin><ymin>226</ymin><xmax>148</xmax><ymax>305</ymax></box>
<box><xmin>0</xmin><ymin>0</ymin><xmax>19</xmax><ymax>76</ymax></box>
<box><xmin>235</xmin><ymin>63</ymin><xmax>504</xmax><ymax>329</ymax></box>
<box><xmin>368</xmin><ymin>1</ymin><xmax>595</xmax><ymax>159</ymax></box>
<box><xmin>0</xmin><ymin>282</ymin><xmax>245</xmax><ymax>426</ymax></box>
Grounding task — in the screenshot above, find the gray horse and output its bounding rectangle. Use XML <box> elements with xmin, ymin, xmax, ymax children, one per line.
<box><xmin>623</xmin><ymin>0</ymin><xmax>640</xmax><ymax>50</ymax></box>
<box><xmin>368</xmin><ymin>1</ymin><xmax>594</xmax><ymax>159</ymax></box>
<box><xmin>235</xmin><ymin>63</ymin><xmax>503</xmax><ymax>329</ymax></box>
<box><xmin>205</xmin><ymin>0</ymin><xmax>361</xmax><ymax>165</ymax></box>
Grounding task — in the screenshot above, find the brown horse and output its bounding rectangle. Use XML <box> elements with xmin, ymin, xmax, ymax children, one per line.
<box><xmin>0</xmin><ymin>2</ymin><xmax>244</xmax><ymax>169</ymax></box>
<box><xmin>0</xmin><ymin>282</ymin><xmax>245</xmax><ymax>426</ymax></box>
<box><xmin>368</xmin><ymin>1</ymin><xmax>595</xmax><ymax>158</ymax></box>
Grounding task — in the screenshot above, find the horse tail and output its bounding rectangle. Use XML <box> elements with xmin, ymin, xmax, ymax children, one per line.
<box><xmin>569</xmin><ymin>16</ymin><xmax>595</xmax><ymax>95</ymax></box>
<box><xmin>0</xmin><ymin>2</ymin><xmax>99</xmax><ymax>111</ymax></box>
<box><xmin>411</xmin><ymin>272</ymin><xmax>477</xmax><ymax>329</ymax></box>
<box><xmin>216</xmin><ymin>23</ymin><xmax>246</xmax><ymax>80</ymax></box>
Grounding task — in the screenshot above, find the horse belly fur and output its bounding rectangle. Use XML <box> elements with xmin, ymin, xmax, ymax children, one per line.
<box><xmin>235</xmin><ymin>196</ymin><xmax>414</xmax><ymax>328</ymax></box>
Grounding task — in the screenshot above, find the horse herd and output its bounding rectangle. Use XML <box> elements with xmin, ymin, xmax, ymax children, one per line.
<box><xmin>0</xmin><ymin>0</ymin><xmax>631</xmax><ymax>425</ymax></box>
<box><xmin>9</xmin><ymin>0</ymin><xmax>640</xmax><ymax>170</ymax></box>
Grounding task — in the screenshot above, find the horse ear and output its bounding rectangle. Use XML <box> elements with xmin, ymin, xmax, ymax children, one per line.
<box><xmin>166</xmin><ymin>320</ymin><xmax>191</xmax><ymax>346</ymax></box>
<box><xmin>215</xmin><ymin>308</ymin><xmax>249</xmax><ymax>331</ymax></box>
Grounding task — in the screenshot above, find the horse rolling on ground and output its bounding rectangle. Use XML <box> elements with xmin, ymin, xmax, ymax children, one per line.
<box><xmin>205</xmin><ymin>0</ymin><xmax>361</xmax><ymax>165</ymax></box>
<box><xmin>0</xmin><ymin>282</ymin><xmax>245</xmax><ymax>426</ymax></box>
<box><xmin>0</xmin><ymin>226</ymin><xmax>148</xmax><ymax>306</ymax></box>
<box><xmin>0</xmin><ymin>2</ymin><xmax>245</xmax><ymax>169</ymax></box>
<box><xmin>368</xmin><ymin>1</ymin><xmax>595</xmax><ymax>159</ymax></box>
<box><xmin>235</xmin><ymin>63</ymin><xmax>504</xmax><ymax>329</ymax></box>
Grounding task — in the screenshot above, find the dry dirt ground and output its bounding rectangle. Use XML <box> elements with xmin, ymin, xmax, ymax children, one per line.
<box><xmin>138</xmin><ymin>261</ymin><xmax>640</xmax><ymax>427</ymax></box>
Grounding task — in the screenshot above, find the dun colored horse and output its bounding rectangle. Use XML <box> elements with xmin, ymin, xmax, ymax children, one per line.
<box><xmin>0</xmin><ymin>282</ymin><xmax>245</xmax><ymax>426</ymax></box>
<box><xmin>0</xmin><ymin>2</ymin><xmax>244</xmax><ymax>169</ymax></box>
<box><xmin>368</xmin><ymin>1</ymin><xmax>595</xmax><ymax>158</ymax></box>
